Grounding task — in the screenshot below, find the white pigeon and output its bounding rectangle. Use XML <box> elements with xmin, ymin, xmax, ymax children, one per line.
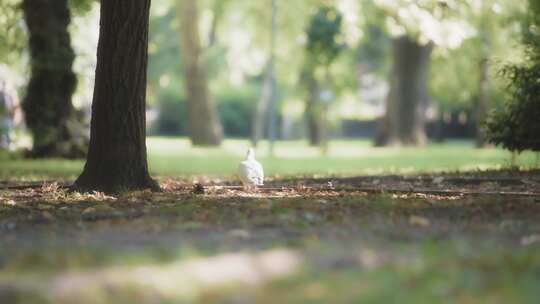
<box><xmin>238</xmin><ymin>148</ymin><xmax>264</xmax><ymax>190</ymax></box>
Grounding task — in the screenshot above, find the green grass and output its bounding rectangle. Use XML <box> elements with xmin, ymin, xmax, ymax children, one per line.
<box><xmin>251</xmin><ymin>244</ymin><xmax>540</xmax><ymax>304</ymax></box>
<box><xmin>1</xmin><ymin>138</ymin><xmax>539</xmax><ymax>303</ymax></box>
<box><xmin>0</xmin><ymin>137</ymin><xmax>537</xmax><ymax>181</ymax></box>
<box><xmin>1</xmin><ymin>191</ymin><xmax>540</xmax><ymax>303</ymax></box>
<box><xmin>1</xmin><ymin>137</ymin><xmax>539</xmax><ymax>303</ymax></box>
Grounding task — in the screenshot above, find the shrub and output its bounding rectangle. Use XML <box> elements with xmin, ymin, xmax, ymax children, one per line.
<box><xmin>216</xmin><ymin>87</ymin><xmax>257</xmax><ymax>138</ymax></box>
<box><xmin>484</xmin><ymin>1</ymin><xmax>540</xmax><ymax>153</ymax></box>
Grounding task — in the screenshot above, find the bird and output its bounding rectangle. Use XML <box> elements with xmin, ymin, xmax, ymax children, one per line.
<box><xmin>238</xmin><ymin>148</ymin><xmax>264</xmax><ymax>190</ymax></box>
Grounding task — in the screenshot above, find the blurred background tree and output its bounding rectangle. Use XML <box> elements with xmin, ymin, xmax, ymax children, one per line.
<box><xmin>0</xmin><ymin>0</ymin><xmax>25</xmax><ymax>65</ymax></box>
<box><xmin>0</xmin><ymin>0</ymin><xmax>25</xmax><ymax>150</ymax></box>
<box><xmin>485</xmin><ymin>0</ymin><xmax>540</xmax><ymax>162</ymax></box>
<box><xmin>20</xmin><ymin>0</ymin><xmax>94</xmax><ymax>158</ymax></box>
<box><xmin>176</xmin><ymin>0</ymin><xmax>223</xmax><ymax>146</ymax></box>
<box><xmin>251</xmin><ymin>0</ymin><xmax>276</xmax><ymax>148</ymax></box>
<box><xmin>0</xmin><ymin>0</ymin><xmax>531</xmax><ymax>158</ymax></box>
<box><xmin>432</xmin><ymin>0</ymin><xmax>521</xmax><ymax>147</ymax></box>
<box><xmin>373</xmin><ymin>0</ymin><xmax>474</xmax><ymax>146</ymax></box>
<box><xmin>302</xmin><ymin>5</ymin><xmax>344</xmax><ymax>149</ymax></box>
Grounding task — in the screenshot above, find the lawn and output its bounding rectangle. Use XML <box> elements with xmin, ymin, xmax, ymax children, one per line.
<box><xmin>1</xmin><ymin>138</ymin><xmax>539</xmax><ymax>303</ymax></box>
<box><xmin>0</xmin><ymin>137</ymin><xmax>537</xmax><ymax>181</ymax></box>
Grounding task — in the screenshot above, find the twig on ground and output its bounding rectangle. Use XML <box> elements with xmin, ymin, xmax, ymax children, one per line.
<box><xmin>0</xmin><ymin>182</ymin><xmax>71</xmax><ymax>190</ymax></box>
<box><xmin>193</xmin><ymin>184</ymin><xmax>540</xmax><ymax>197</ymax></box>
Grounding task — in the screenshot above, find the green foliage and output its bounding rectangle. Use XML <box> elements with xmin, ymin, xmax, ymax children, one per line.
<box><xmin>306</xmin><ymin>5</ymin><xmax>344</xmax><ymax>66</ymax></box>
<box><xmin>485</xmin><ymin>65</ymin><xmax>540</xmax><ymax>152</ymax></box>
<box><xmin>356</xmin><ymin>1</ymin><xmax>391</xmax><ymax>74</ymax></box>
<box><xmin>147</xmin><ymin>1</ymin><xmax>243</xmax><ymax>137</ymax></box>
<box><xmin>429</xmin><ymin>39</ymin><xmax>507</xmax><ymax>112</ymax></box>
<box><xmin>68</xmin><ymin>0</ymin><xmax>95</xmax><ymax>15</ymax></box>
<box><xmin>216</xmin><ymin>86</ymin><xmax>258</xmax><ymax>137</ymax></box>
<box><xmin>0</xmin><ymin>0</ymin><xmax>25</xmax><ymax>65</ymax></box>
<box><xmin>148</xmin><ymin>7</ymin><xmax>183</xmax><ymax>90</ymax></box>
<box><xmin>147</xmin><ymin>6</ymin><xmax>185</xmax><ymax>136</ymax></box>
<box><xmin>152</xmin><ymin>89</ymin><xmax>186</xmax><ymax>136</ymax></box>
<box><xmin>150</xmin><ymin>86</ymin><xmax>258</xmax><ymax>138</ymax></box>
<box><xmin>357</xmin><ymin>24</ymin><xmax>390</xmax><ymax>72</ymax></box>
<box><xmin>485</xmin><ymin>1</ymin><xmax>540</xmax><ymax>152</ymax></box>
<box><xmin>0</xmin><ymin>0</ymin><xmax>94</xmax><ymax>66</ymax></box>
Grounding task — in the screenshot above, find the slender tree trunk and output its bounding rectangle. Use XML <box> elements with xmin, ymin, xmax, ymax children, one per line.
<box><xmin>252</xmin><ymin>0</ymin><xmax>278</xmax><ymax>149</ymax></box>
<box><xmin>306</xmin><ymin>97</ymin><xmax>324</xmax><ymax>147</ymax></box>
<box><xmin>374</xmin><ymin>88</ymin><xmax>394</xmax><ymax>146</ymax></box>
<box><xmin>305</xmin><ymin>89</ymin><xmax>324</xmax><ymax>146</ymax></box>
<box><xmin>475</xmin><ymin>58</ymin><xmax>489</xmax><ymax>147</ymax></box>
<box><xmin>21</xmin><ymin>0</ymin><xmax>87</xmax><ymax>158</ymax></box>
<box><xmin>207</xmin><ymin>0</ymin><xmax>228</xmax><ymax>48</ymax></box>
<box><xmin>251</xmin><ymin>61</ymin><xmax>273</xmax><ymax>146</ymax></box>
<box><xmin>302</xmin><ymin>62</ymin><xmax>325</xmax><ymax>147</ymax></box>
<box><xmin>511</xmin><ymin>150</ymin><xmax>518</xmax><ymax>167</ymax></box>
<box><xmin>376</xmin><ymin>36</ymin><xmax>432</xmax><ymax>146</ymax></box>
<box><xmin>177</xmin><ymin>0</ymin><xmax>223</xmax><ymax>146</ymax></box>
<box><xmin>434</xmin><ymin>110</ymin><xmax>446</xmax><ymax>143</ymax></box>
<box><xmin>73</xmin><ymin>0</ymin><xmax>158</xmax><ymax>194</ymax></box>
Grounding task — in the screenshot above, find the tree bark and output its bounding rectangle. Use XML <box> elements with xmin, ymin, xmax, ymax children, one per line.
<box><xmin>375</xmin><ymin>36</ymin><xmax>432</xmax><ymax>147</ymax></box>
<box><xmin>21</xmin><ymin>0</ymin><xmax>87</xmax><ymax>158</ymax></box>
<box><xmin>177</xmin><ymin>0</ymin><xmax>223</xmax><ymax>146</ymax></box>
<box><xmin>73</xmin><ymin>0</ymin><xmax>158</xmax><ymax>193</ymax></box>
<box><xmin>475</xmin><ymin>58</ymin><xmax>489</xmax><ymax>147</ymax></box>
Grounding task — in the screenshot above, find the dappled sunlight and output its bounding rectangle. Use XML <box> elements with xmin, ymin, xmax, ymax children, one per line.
<box><xmin>355</xmin><ymin>248</ymin><xmax>424</xmax><ymax>272</ymax></box>
<box><xmin>5</xmin><ymin>248</ymin><xmax>302</xmax><ymax>302</ymax></box>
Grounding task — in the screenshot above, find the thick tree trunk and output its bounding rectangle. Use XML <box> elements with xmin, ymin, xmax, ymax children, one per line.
<box><xmin>21</xmin><ymin>0</ymin><xmax>87</xmax><ymax>158</ymax></box>
<box><xmin>375</xmin><ymin>36</ymin><xmax>432</xmax><ymax>147</ymax></box>
<box><xmin>73</xmin><ymin>0</ymin><xmax>158</xmax><ymax>194</ymax></box>
<box><xmin>177</xmin><ymin>0</ymin><xmax>223</xmax><ymax>146</ymax></box>
<box><xmin>475</xmin><ymin>58</ymin><xmax>489</xmax><ymax>147</ymax></box>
